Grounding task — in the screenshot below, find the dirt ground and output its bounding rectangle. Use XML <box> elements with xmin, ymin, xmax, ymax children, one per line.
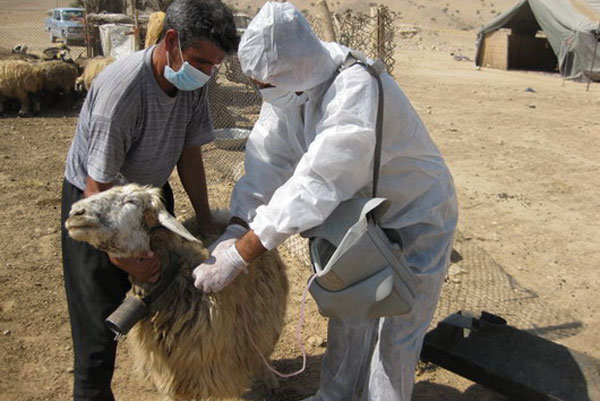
<box><xmin>1</xmin><ymin>2</ymin><xmax>600</xmax><ymax>400</ymax></box>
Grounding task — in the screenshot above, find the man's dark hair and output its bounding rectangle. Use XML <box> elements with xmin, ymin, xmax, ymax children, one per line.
<box><xmin>161</xmin><ymin>0</ymin><xmax>239</xmax><ymax>54</ymax></box>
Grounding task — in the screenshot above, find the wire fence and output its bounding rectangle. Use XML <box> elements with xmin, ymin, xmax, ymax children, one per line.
<box><xmin>0</xmin><ymin>5</ymin><xmax>68</xmax><ymax>53</ymax></box>
<box><xmin>307</xmin><ymin>5</ymin><xmax>400</xmax><ymax>73</ymax></box>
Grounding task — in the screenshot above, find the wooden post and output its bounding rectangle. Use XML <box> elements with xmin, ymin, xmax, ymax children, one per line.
<box><xmin>376</xmin><ymin>6</ymin><xmax>386</xmax><ymax>61</ymax></box>
<box><xmin>370</xmin><ymin>6</ymin><xmax>378</xmax><ymax>58</ymax></box>
<box><xmin>317</xmin><ymin>0</ymin><xmax>336</xmax><ymax>42</ymax></box>
<box><xmin>131</xmin><ymin>0</ymin><xmax>140</xmax><ymax>51</ymax></box>
<box><xmin>83</xmin><ymin>0</ymin><xmax>92</xmax><ymax>58</ymax></box>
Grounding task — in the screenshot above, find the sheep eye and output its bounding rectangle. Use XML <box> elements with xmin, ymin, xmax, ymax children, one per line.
<box><xmin>124</xmin><ymin>198</ymin><xmax>140</xmax><ymax>207</ymax></box>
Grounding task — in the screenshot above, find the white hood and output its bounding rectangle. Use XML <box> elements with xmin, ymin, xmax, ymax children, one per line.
<box><xmin>238</xmin><ymin>1</ymin><xmax>338</xmax><ymax>92</ymax></box>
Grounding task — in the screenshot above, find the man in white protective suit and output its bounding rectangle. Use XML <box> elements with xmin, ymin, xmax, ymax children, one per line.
<box><xmin>192</xmin><ymin>2</ymin><xmax>458</xmax><ymax>400</ymax></box>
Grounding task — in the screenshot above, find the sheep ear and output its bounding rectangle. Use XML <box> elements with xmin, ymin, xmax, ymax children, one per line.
<box><xmin>157</xmin><ymin>209</ymin><xmax>200</xmax><ymax>243</ymax></box>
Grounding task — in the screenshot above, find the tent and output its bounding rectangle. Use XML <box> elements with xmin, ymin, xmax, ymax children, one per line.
<box><xmin>475</xmin><ymin>0</ymin><xmax>600</xmax><ymax>81</ymax></box>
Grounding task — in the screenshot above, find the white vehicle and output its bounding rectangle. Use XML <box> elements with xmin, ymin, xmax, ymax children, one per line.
<box><xmin>44</xmin><ymin>8</ymin><xmax>85</xmax><ymax>45</ymax></box>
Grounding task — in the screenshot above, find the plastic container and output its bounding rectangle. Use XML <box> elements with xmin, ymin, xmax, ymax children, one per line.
<box><xmin>214</xmin><ymin>128</ymin><xmax>251</xmax><ymax>150</ymax></box>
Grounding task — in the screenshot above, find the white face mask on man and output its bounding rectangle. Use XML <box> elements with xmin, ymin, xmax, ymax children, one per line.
<box><xmin>259</xmin><ymin>86</ymin><xmax>308</xmax><ymax>109</ymax></box>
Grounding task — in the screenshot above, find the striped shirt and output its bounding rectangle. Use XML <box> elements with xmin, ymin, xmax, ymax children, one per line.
<box><xmin>65</xmin><ymin>46</ymin><xmax>213</xmax><ymax>190</ymax></box>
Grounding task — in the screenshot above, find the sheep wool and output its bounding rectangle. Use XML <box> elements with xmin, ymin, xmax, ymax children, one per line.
<box><xmin>76</xmin><ymin>57</ymin><xmax>115</xmax><ymax>91</ymax></box>
<box><xmin>145</xmin><ymin>11</ymin><xmax>166</xmax><ymax>49</ymax></box>
<box><xmin>35</xmin><ymin>60</ymin><xmax>78</xmax><ymax>96</ymax></box>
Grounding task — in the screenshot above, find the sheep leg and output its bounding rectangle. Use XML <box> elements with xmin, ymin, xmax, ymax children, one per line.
<box><xmin>31</xmin><ymin>93</ymin><xmax>41</xmax><ymax>116</ymax></box>
<box><xmin>16</xmin><ymin>88</ymin><xmax>30</xmax><ymax>117</ymax></box>
<box><xmin>65</xmin><ymin>87</ymin><xmax>72</xmax><ymax>112</ymax></box>
<box><xmin>0</xmin><ymin>95</ymin><xmax>4</xmax><ymax>117</ymax></box>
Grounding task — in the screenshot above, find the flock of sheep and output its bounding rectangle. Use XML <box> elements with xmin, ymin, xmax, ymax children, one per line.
<box><xmin>0</xmin><ymin>45</ymin><xmax>113</xmax><ymax>117</ymax></box>
<box><xmin>0</xmin><ymin>44</ymin><xmax>114</xmax><ymax>116</ymax></box>
<box><xmin>0</xmin><ymin>11</ymin><xmax>169</xmax><ymax>118</ymax></box>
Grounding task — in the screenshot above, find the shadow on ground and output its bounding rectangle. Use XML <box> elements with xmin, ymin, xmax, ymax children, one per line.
<box><xmin>413</xmin><ymin>381</ymin><xmax>507</xmax><ymax>401</ymax></box>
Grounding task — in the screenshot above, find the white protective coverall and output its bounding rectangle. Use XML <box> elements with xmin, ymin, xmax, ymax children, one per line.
<box><xmin>232</xmin><ymin>2</ymin><xmax>458</xmax><ymax>400</ymax></box>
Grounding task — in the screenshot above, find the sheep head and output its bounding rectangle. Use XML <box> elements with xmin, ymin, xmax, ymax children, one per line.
<box><xmin>65</xmin><ymin>184</ymin><xmax>199</xmax><ymax>257</ymax></box>
<box><xmin>57</xmin><ymin>49</ymin><xmax>73</xmax><ymax>63</ymax></box>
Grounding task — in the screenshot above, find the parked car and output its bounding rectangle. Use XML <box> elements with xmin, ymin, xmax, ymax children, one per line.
<box><xmin>44</xmin><ymin>8</ymin><xmax>85</xmax><ymax>45</ymax></box>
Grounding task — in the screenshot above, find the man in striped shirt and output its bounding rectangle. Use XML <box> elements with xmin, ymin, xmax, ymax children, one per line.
<box><xmin>60</xmin><ymin>1</ymin><xmax>238</xmax><ymax>399</ymax></box>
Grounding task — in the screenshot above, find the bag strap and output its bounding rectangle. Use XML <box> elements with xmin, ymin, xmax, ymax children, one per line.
<box><xmin>337</xmin><ymin>51</ymin><xmax>386</xmax><ymax>197</ymax></box>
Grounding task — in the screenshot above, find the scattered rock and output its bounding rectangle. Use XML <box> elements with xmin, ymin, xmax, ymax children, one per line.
<box><xmin>527</xmin><ymin>104</ymin><xmax>536</xmax><ymax>109</ymax></box>
<box><xmin>3</xmin><ymin>330</ymin><xmax>11</xmax><ymax>335</ymax></box>
<box><xmin>450</xmin><ymin>248</ymin><xmax>463</xmax><ymax>263</ymax></box>
<box><xmin>451</xmin><ymin>53</ymin><xmax>472</xmax><ymax>62</ymax></box>
<box><xmin>448</xmin><ymin>264</ymin><xmax>467</xmax><ymax>276</ymax></box>
<box><xmin>307</xmin><ymin>335</ymin><xmax>325</xmax><ymax>348</ymax></box>
<box><xmin>525</xmin><ymin>87</ymin><xmax>536</xmax><ymax>92</ymax></box>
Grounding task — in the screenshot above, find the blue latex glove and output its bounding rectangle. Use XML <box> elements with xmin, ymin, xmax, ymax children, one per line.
<box><xmin>192</xmin><ymin>238</ymin><xmax>249</xmax><ymax>293</ymax></box>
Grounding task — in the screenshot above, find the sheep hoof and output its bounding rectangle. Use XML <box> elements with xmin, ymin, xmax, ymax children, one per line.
<box><xmin>18</xmin><ymin>112</ymin><xmax>31</xmax><ymax>118</ymax></box>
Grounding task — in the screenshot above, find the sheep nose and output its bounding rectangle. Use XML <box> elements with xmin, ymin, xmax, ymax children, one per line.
<box><xmin>70</xmin><ymin>205</ymin><xmax>86</xmax><ymax>217</ymax></box>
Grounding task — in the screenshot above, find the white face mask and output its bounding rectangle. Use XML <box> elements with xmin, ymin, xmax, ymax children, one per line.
<box><xmin>259</xmin><ymin>86</ymin><xmax>308</xmax><ymax>109</ymax></box>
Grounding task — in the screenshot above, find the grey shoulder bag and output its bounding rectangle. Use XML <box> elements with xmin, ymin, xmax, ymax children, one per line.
<box><xmin>300</xmin><ymin>52</ymin><xmax>416</xmax><ymax>319</ymax></box>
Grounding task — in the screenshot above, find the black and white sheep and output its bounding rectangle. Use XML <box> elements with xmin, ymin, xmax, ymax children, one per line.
<box><xmin>0</xmin><ymin>45</ymin><xmax>41</xmax><ymax>61</ymax></box>
<box><xmin>41</xmin><ymin>44</ymin><xmax>71</xmax><ymax>61</ymax></box>
<box><xmin>65</xmin><ymin>184</ymin><xmax>289</xmax><ymax>400</ymax></box>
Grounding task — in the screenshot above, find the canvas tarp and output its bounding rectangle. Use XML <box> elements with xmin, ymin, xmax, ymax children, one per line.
<box><xmin>476</xmin><ymin>0</ymin><xmax>600</xmax><ymax>81</ymax></box>
<box><xmin>98</xmin><ymin>23</ymin><xmax>136</xmax><ymax>59</ymax></box>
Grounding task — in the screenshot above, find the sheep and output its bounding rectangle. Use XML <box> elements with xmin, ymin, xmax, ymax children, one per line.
<box><xmin>33</xmin><ymin>60</ymin><xmax>79</xmax><ymax>109</ymax></box>
<box><xmin>75</xmin><ymin>56</ymin><xmax>115</xmax><ymax>92</ymax></box>
<box><xmin>12</xmin><ymin>44</ymin><xmax>28</xmax><ymax>54</ymax></box>
<box><xmin>0</xmin><ymin>60</ymin><xmax>43</xmax><ymax>116</ymax></box>
<box><xmin>65</xmin><ymin>184</ymin><xmax>289</xmax><ymax>400</ymax></box>
<box><xmin>42</xmin><ymin>43</ymin><xmax>70</xmax><ymax>61</ymax></box>
<box><xmin>145</xmin><ymin>11</ymin><xmax>166</xmax><ymax>48</ymax></box>
<box><xmin>0</xmin><ymin>45</ymin><xmax>41</xmax><ymax>62</ymax></box>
